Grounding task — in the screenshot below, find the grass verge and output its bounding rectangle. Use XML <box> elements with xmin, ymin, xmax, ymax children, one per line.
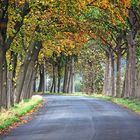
<box><xmin>0</xmin><ymin>95</ymin><xmax>43</xmax><ymax>130</ymax></box>
<box><xmin>112</xmin><ymin>98</ymin><xmax>140</xmax><ymax>114</ymax></box>
<box><xmin>35</xmin><ymin>92</ymin><xmax>140</xmax><ymax>114</ymax></box>
<box><xmin>85</xmin><ymin>94</ymin><xmax>140</xmax><ymax>114</ymax></box>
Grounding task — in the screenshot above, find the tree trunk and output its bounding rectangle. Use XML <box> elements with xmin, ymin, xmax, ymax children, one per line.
<box><xmin>26</xmin><ymin>67</ymin><xmax>37</xmax><ymax>99</ymax></box>
<box><xmin>111</xmin><ymin>52</ymin><xmax>115</xmax><ymax>96</ymax></box>
<box><xmin>50</xmin><ymin>82</ymin><xmax>54</xmax><ymax>93</ymax></box>
<box><xmin>15</xmin><ymin>59</ymin><xmax>30</xmax><ymax>102</ymax></box>
<box><xmin>67</xmin><ymin>68</ymin><xmax>71</xmax><ymax>93</ymax></box>
<box><xmin>52</xmin><ymin>63</ymin><xmax>57</xmax><ymax>93</ymax></box>
<box><xmin>122</xmin><ymin>52</ymin><xmax>128</xmax><ymax>98</ymax></box>
<box><xmin>15</xmin><ymin>42</ymin><xmax>42</xmax><ymax>103</ymax></box>
<box><xmin>116</xmin><ymin>47</ymin><xmax>121</xmax><ymax>97</ymax></box>
<box><xmin>22</xmin><ymin>60</ymin><xmax>35</xmax><ymax>99</ymax></box>
<box><xmin>91</xmin><ymin>71</ymin><xmax>95</xmax><ymax>93</ymax></box>
<box><xmin>0</xmin><ymin>48</ymin><xmax>7</xmax><ymax>108</ymax></box>
<box><xmin>29</xmin><ymin>69</ymin><xmax>36</xmax><ymax>98</ymax></box>
<box><xmin>7</xmin><ymin>52</ymin><xmax>18</xmax><ymax>107</ymax></box>
<box><xmin>135</xmin><ymin>66</ymin><xmax>140</xmax><ymax>98</ymax></box>
<box><xmin>123</xmin><ymin>6</ymin><xmax>140</xmax><ymax>98</ymax></box>
<box><xmin>38</xmin><ymin>64</ymin><xmax>45</xmax><ymax>93</ymax></box>
<box><xmin>45</xmin><ymin>70</ymin><xmax>48</xmax><ymax>92</ymax></box>
<box><xmin>57</xmin><ymin>64</ymin><xmax>61</xmax><ymax>93</ymax></box>
<box><xmin>15</xmin><ymin>47</ymin><xmax>34</xmax><ymax>103</ymax></box>
<box><xmin>103</xmin><ymin>49</ymin><xmax>115</xmax><ymax>96</ymax></box>
<box><xmin>7</xmin><ymin>70</ymin><xmax>13</xmax><ymax>108</ymax></box>
<box><xmin>22</xmin><ymin>46</ymin><xmax>41</xmax><ymax>100</ymax></box>
<box><xmin>71</xmin><ymin>56</ymin><xmax>75</xmax><ymax>93</ymax></box>
<box><xmin>33</xmin><ymin>79</ymin><xmax>36</xmax><ymax>92</ymax></box>
<box><xmin>107</xmin><ymin>51</ymin><xmax>112</xmax><ymax>96</ymax></box>
<box><xmin>63</xmin><ymin>60</ymin><xmax>69</xmax><ymax>93</ymax></box>
<box><xmin>124</xmin><ymin>31</ymin><xmax>136</xmax><ymax>98</ymax></box>
<box><xmin>103</xmin><ymin>54</ymin><xmax>109</xmax><ymax>95</ymax></box>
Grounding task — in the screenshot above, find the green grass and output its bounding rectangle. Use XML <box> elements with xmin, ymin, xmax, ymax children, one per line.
<box><xmin>112</xmin><ymin>98</ymin><xmax>140</xmax><ymax>113</ymax></box>
<box><xmin>0</xmin><ymin>95</ymin><xmax>43</xmax><ymax>129</ymax></box>
<box><xmin>35</xmin><ymin>92</ymin><xmax>140</xmax><ymax>114</ymax></box>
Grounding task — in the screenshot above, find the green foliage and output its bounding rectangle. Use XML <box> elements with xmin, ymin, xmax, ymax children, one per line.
<box><xmin>78</xmin><ymin>40</ymin><xmax>105</xmax><ymax>93</ymax></box>
<box><xmin>113</xmin><ymin>98</ymin><xmax>140</xmax><ymax>113</ymax></box>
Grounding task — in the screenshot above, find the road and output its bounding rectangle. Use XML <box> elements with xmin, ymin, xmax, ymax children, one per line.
<box><xmin>1</xmin><ymin>95</ymin><xmax>140</xmax><ymax>140</ymax></box>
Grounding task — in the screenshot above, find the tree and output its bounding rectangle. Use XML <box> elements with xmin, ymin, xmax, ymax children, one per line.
<box><xmin>0</xmin><ymin>1</ymin><xmax>30</xmax><ymax>108</ymax></box>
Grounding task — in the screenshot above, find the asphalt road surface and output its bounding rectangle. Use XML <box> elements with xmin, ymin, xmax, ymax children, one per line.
<box><xmin>1</xmin><ymin>95</ymin><xmax>140</xmax><ymax>140</ymax></box>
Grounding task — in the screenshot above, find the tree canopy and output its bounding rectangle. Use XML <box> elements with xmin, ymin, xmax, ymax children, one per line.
<box><xmin>0</xmin><ymin>0</ymin><xmax>140</xmax><ymax>109</ymax></box>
